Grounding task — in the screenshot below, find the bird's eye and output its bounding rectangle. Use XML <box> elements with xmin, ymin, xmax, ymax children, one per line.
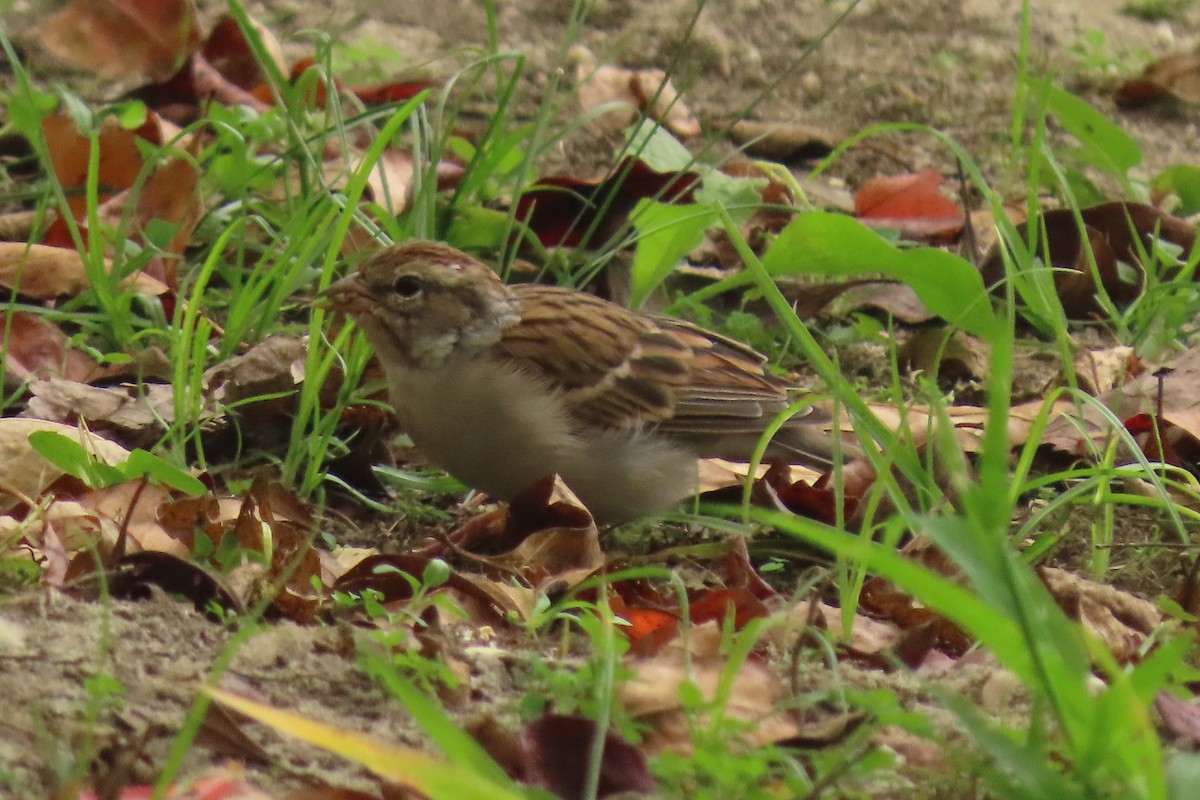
<box><xmin>392</xmin><ymin>274</ymin><xmax>423</xmax><ymax>299</ymax></box>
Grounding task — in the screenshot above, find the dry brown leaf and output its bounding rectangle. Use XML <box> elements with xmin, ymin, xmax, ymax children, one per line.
<box><xmin>571</xmin><ymin>46</ymin><xmax>701</xmax><ymax>138</ymax></box>
<box><xmin>767</xmin><ymin>598</ymin><xmax>904</xmax><ymax>656</ymax></box>
<box><xmin>696</xmin><ymin>458</ymin><xmax>818</xmax><ymax>493</ymax></box>
<box><xmin>871</xmin><ymin>726</ymin><xmax>947</xmax><ymax>768</ymax></box>
<box><xmin>899</xmin><ymin>328</ymin><xmax>991</xmax><ymax>382</ymax></box>
<box><xmin>1074</xmin><ymin>346</ymin><xmax>1141</xmax><ymax>396</ymax></box>
<box><xmin>725</xmin><ymin>119</ymin><xmax>838</xmax><ymax>161</ymax></box>
<box><xmin>0</xmin><ymin>313</ymin><xmax>100</xmax><ymax>384</ymax></box>
<box><xmin>821</xmin><ymin>280</ymin><xmax>937</xmax><ymax>324</ymax></box>
<box><xmin>1155</xmin><ymin>691</ymin><xmax>1200</xmax><ymax>745</ymax></box>
<box><xmin>623</xmin><ymin>622</ymin><xmax>800</xmax><ymax>756</ymax></box>
<box><xmin>980</xmin><ymin>202</ymin><xmax>1196</xmax><ymax>319</ymax></box>
<box><xmin>363</xmin><ymin>149</ymin><xmax>415</xmax><ymax>214</ymax></box>
<box><xmin>204</xmin><ymin>335</ymin><xmax>307</xmax><ymax>407</ymax></box>
<box><xmin>24</xmin><ymin>378</ymin><xmax>175</xmax><ymax>448</ymax></box>
<box><xmin>135</xmin><ymin>157</ymin><xmax>202</xmax><ymax>256</ymax></box>
<box><xmin>1039</xmin><ymin>566</ymin><xmax>1160</xmax><ymax>664</ymax></box>
<box><xmin>42</xmin><ymin>115</ymin><xmax>150</xmax><ymax>217</ymax></box>
<box><xmin>0</xmin><ymin>209</ymin><xmax>56</xmax><ymax>243</ymax></box>
<box><xmin>843</xmin><ymin>398</ymin><xmax>1076</xmax><ymax>454</ymax></box>
<box><xmin>73</xmin><ymin>480</ymin><xmax>188</xmax><ymax>556</ymax></box>
<box><xmin>1115</xmin><ymin>50</ymin><xmax>1200</xmax><ymax>108</ymax></box>
<box><xmin>0</xmin><ymin>243</ymin><xmax>168</xmax><ymax>298</ymax></box>
<box><xmin>201</xmin><ymin>13</ymin><xmax>287</xmax><ymax>90</ymax></box>
<box><xmin>1043</xmin><ymin>348</ymin><xmax>1200</xmax><ymax>457</ymax></box>
<box><xmin>38</xmin><ymin>0</ymin><xmax>200</xmax><ymax>82</ymax></box>
<box><xmin>0</xmin><ymin>418</ymin><xmax>130</xmax><ymax>512</ymax></box>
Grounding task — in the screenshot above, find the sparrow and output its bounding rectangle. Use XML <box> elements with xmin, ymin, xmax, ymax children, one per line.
<box><xmin>325</xmin><ymin>240</ymin><xmax>839</xmax><ymax>523</ymax></box>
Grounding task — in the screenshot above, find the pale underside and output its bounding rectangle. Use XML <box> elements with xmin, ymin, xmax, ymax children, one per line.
<box><xmin>385</xmin><ymin>358</ymin><xmax>700</xmax><ymax>523</ymax></box>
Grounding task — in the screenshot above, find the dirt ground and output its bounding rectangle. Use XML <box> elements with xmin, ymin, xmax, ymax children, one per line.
<box><xmin>2</xmin><ymin>0</ymin><xmax>1200</xmax><ymax>797</ymax></box>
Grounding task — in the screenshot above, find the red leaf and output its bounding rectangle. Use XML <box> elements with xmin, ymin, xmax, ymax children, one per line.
<box><xmin>688</xmin><ymin>587</ymin><xmax>769</xmax><ymax>629</ymax></box>
<box><xmin>854</xmin><ymin>168</ymin><xmax>964</xmax><ymax>241</ymax></box>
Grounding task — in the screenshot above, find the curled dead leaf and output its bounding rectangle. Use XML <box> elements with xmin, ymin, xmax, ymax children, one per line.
<box><xmin>1039</xmin><ymin>566</ymin><xmax>1160</xmax><ymax>664</ymax></box>
<box><xmin>571</xmin><ymin>46</ymin><xmax>701</xmax><ymax>139</ymax></box>
<box><xmin>980</xmin><ymin>201</ymin><xmax>1196</xmax><ymax>319</ymax></box>
<box><xmin>725</xmin><ymin>119</ymin><xmax>838</xmax><ymax>161</ymax></box>
<box><xmin>1115</xmin><ymin>49</ymin><xmax>1200</xmax><ymax>108</ymax></box>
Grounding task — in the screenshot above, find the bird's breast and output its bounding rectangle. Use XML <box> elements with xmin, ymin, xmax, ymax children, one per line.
<box><xmin>383</xmin><ymin>359</ymin><xmax>580</xmax><ymax>500</ymax></box>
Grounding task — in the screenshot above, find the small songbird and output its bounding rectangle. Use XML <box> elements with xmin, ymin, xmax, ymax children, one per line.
<box><xmin>325</xmin><ymin>240</ymin><xmax>838</xmax><ymax>523</ymax></box>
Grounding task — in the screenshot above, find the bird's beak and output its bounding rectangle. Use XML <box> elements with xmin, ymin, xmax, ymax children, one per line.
<box><xmin>320</xmin><ymin>273</ymin><xmax>370</xmax><ymax>316</ymax></box>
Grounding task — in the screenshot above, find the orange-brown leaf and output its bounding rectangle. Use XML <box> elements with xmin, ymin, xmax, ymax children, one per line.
<box><xmin>38</xmin><ymin>0</ymin><xmax>200</xmax><ymax>81</ymax></box>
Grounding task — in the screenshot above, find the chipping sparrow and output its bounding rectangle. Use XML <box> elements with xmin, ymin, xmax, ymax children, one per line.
<box><xmin>326</xmin><ymin>241</ymin><xmax>840</xmax><ymax>523</ymax></box>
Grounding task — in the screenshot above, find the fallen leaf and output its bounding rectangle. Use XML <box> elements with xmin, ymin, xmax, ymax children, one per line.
<box><xmin>815</xmin><ymin>280</ymin><xmax>937</xmax><ymax>324</ymax></box>
<box><xmin>75</xmin><ymin>551</ymin><xmax>239</xmax><ymax>616</ymax></box>
<box><xmin>571</xmin><ymin>46</ymin><xmax>701</xmax><ymax>139</ymax></box>
<box><xmin>0</xmin><ymin>418</ymin><xmax>130</xmax><ymax>512</ymax></box>
<box><xmin>201</xmin><ymin>14</ymin><xmax>286</xmax><ymax>90</ymax></box>
<box><xmin>514</xmin><ymin>158</ymin><xmax>697</xmax><ymax>248</ymax></box>
<box><xmin>1156</xmin><ymin>691</ymin><xmax>1200</xmax><ymax>745</ymax></box>
<box><xmin>898</xmin><ymin>327</ymin><xmax>991</xmax><ymax>382</ymax></box>
<box><xmin>1074</xmin><ymin>345</ymin><xmax>1141</xmax><ymax>395</ymax></box>
<box><xmin>0</xmin><ymin>243</ymin><xmax>163</xmax><ymax>298</ymax></box>
<box><xmin>725</xmin><ymin>119</ymin><xmax>838</xmax><ymax>161</ymax></box>
<box><xmin>205</xmin><ymin>686</ymin><xmax>521</xmax><ymax>800</ymax></box>
<box><xmin>1115</xmin><ymin>49</ymin><xmax>1200</xmax><ymax>108</ymax></box>
<box><xmin>1042</xmin><ymin>348</ymin><xmax>1200</xmax><ymax>460</ymax></box>
<box><xmin>517</xmin><ymin>714</ymin><xmax>656</xmax><ymax>799</ymax></box>
<box><xmin>854</xmin><ymin>169</ymin><xmax>964</xmax><ymax>241</ymax></box>
<box><xmin>1039</xmin><ymin>566</ymin><xmax>1160</xmax><ymax>664</ymax></box>
<box><xmin>980</xmin><ymin>201</ymin><xmax>1196</xmax><ymax>318</ymax></box>
<box><xmin>332</xmin><ymin>554</ymin><xmax>507</xmax><ymax>624</ymax></box>
<box><xmin>38</xmin><ymin>0</ymin><xmax>200</xmax><ymax>82</ymax></box>
<box><xmin>41</xmin><ymin>114</ymin><xmax>159</xmax><ymax>218</ymax></box>
<box><xmin>72</xmin><ymin>479</ymin><xmax>186</xmax><ymax>556</ymax></box>
<box><xmin>622</xmin><ymin>622</ymin><xmax>801</xmax><ymax>756</ymax></box>
<box><xmin>0</xmin><ymin>313</ymin><xmax>101</xmax><ymax>384</ymax></box>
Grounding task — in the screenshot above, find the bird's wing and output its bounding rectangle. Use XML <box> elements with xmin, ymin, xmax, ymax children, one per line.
<box><xmin>500</xmin><ymin>285</ymin><xmax>689</xmax><ymax>427</ymax></box>
<box><xmin>501</xmin><ymin>286</ymin><xmax>800</xmax><ymax>432</ymax></box>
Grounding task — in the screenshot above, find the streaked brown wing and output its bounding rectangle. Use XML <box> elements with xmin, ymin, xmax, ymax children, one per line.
<box><xmin>501</xmin><ymin>286</ymin><xmax>836</xmax><ymax>466</ymax></box>
<box><xmin>501</xmin><ymin>285</ymin><xmax>691</xmax><ymax>427</ymax></box>
<box><xmin>500</xmin><ymin>285</ymin><xmax>800</xmax><ymax>430</ymax></box>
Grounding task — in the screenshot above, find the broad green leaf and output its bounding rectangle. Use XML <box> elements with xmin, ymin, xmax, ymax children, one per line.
<box><xmin>28</xmin><ymin>431</ymin><xmax>94</xmax><ymax>479</ymax></box>
<box><xmin>1153</xmin><ymin>165</ymin><xmax>1200</xmax><ymax>216</ymax></box>
<box><xmin>28</xmin><ymin>430</ymin><xmax>123</xmax><ymax>487</ymax></box>
<box><xmin>695</xmin><ymin>170</ymin><xmax>764</xmax><ymax>225</ymax></box>
<box><xmin>445</xmin><ymin>206</ymin><xmax>511</xmax><ymax>251</ymax></box>
<box><xmin>123</xmin><ymin>449</ymin><xmax>206</xmax><ymax>496</ymax></box>
<box><xmin>629</xmin><ymin>200</ymin><xmax>717</xmax><ymax>307</ymax></box>
<box><xmin>5</xmin><ymin>84</ymin><xmax>56</xmax><ymax>134</ymax></box>
<box><xmin>626</xmin><ymin>120</ymin><xmax>693</xmax><ymax>172</ymax></box>
<box><xmin>1042</xmin><ymin>82</ymin><xmax>1141</xmax><ymax>175</ymax></box>
<box><xmin>112</xmin><ymin>99</ymin><xmax>148</xmax><ymax>129</ymax></box>
<box><xmin>761</xmin><ymin>212</ymin><xmax>997</xmax><ymax>337</ymax></box>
